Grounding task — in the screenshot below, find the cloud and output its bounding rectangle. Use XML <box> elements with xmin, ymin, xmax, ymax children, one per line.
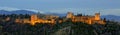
<box><xmin>24</xmin><ymin>9</ymin><xmax>45</xmax><ymax>14</ymax></box>
<box><xmin>0</xmin><ymin>7</ymin><xmax>20</xmax><ymax>11</ymax></box>
<box><xmin>0</xmin><ymin>7</ymin><xmax>45</xmax><ymax>14</ymax></box>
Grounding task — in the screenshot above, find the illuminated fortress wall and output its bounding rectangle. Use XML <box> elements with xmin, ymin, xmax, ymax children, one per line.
<box><xmin>15</xmin><ymin>12</ymin><xmax>105</xmax><ymax>25</ymax></box>
<box><xmin>66</xmin><ymin>12</ymin><xmax>105</xmax><ymax>24</ymax></box>
<box><xmin>30</xmin><ymin>14</ymin><xmax>56</xmax><ymax>25</ymax></box>
<box><xmin>15</xmin><ymin>14</ymin><xmax>56</xmax><ymax>25</ymax></box>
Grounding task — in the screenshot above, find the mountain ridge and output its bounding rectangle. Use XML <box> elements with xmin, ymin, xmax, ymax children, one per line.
<box><xmin>0</xmin><ymin>10</ymin><xmax>120</xmax><ymax>22</ymax></box>
<box><xmin>0</xmin><ymin>10</ymin><xmax>37</xmax><ymax>15</ymax></box>
<box><xmin>101</xmin><ymin>15</ymin><xmax>120</xmax><ymax>22</ymax></box>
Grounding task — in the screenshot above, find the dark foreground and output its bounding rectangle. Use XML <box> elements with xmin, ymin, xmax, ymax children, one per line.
<box><xmin>0</xmin><ymin>21</ymin><xmax>120</xmax><ymax>35</ymax></box>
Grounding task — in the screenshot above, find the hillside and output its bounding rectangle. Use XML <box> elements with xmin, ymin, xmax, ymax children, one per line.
<box><xmin>0</xmin><ymin>20</ymin><xmax>120</xmax><ymax>35</ymax></box>
<box><xmin>101</xmin><ymin>15</ymin><xmax>120</xmax><ymax>22</ymax></box>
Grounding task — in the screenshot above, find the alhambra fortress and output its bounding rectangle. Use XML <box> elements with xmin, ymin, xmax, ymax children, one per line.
<box><xmin>15</xmin><ymin>12</ymin><xmax>105</xmax><ymax>25</ymax></box>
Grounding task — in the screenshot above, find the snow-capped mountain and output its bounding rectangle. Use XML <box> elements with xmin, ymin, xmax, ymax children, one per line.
<box><xmin>0</xmin><ymin>10</ymin><xmax>37</xmax><ymax>15</ymax></box>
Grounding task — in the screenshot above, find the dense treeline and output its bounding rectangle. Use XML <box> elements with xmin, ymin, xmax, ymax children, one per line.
<box><xmin>0</xmin><ymin>21</ymin><xmax>119</xmax><ymax>35</ymax></box>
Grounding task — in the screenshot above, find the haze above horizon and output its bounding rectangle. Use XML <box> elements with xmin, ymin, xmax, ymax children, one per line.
<box><xmin>0</xmin><ymin>0</ymin><xmax>120</xmax><ymax>16</ymax></box>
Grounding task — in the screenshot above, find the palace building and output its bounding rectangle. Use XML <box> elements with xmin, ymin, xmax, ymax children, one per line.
<box><xmin>66</xmin><ymin>12</ymin><xmax>105</xmax><ymax>24</ymax></box>
<box><xmin>15</xmin><ymin>14</ymin><xmax>57</xmax><ymax>25</ymax></box>
<box><xmin>30</xmin><ymin>14</ymin><xmax>56</xmax><ymax>25</ymax></box>
<box><xmin>15</xmin><ymin>12</ymin><xmax>105</xmax><ymax>25</ymax></box>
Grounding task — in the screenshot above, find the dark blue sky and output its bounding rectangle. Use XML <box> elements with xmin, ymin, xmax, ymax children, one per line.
<box><xmin>0</xmin><ymin>0</ymin><xmax>120</xmax><ymax>15</ymax></box>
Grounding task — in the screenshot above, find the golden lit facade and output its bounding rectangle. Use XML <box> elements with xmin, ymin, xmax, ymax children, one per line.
<box><xmin>31</xmin><ymin>14</ymin><xmax>38</xmax><ymax>25</ymax></box>
<box><xmin>45</xmin><ymin>15</ymin><xmax>59</xmax><ymax>19</ymax></box>
<box><xmin>15</xmin><ymin>14</ymin><xmax>56</xmax><ymax>25</ymax></box>
<box><xmin>66</xmin><ymin>12</ymin><xmax>105</xmax><ymax>24</ymax></box>
<box><xmin>66</xmin><ymin>12</ymin><xmax>74</xmax><ymax>18</ymax></box>
<box><xmin>15</xmin><ymin>12</ymin><xmax>105</xmax><ymax>25</ymax></box>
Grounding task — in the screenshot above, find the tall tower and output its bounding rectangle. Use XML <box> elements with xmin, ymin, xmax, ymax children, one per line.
<box><xmin>66</xmin><ymin>12</ymin><xmax>74</xmax><ymax>18</ymax></box>
<box><xmin>95</xmin><ymin>13</ymin><xmax>100</xmax><ymax>20</ymax></box>
<box><xmin>31</xmin><ymin>14</ymin><xmax>38</xmax><ymax>25</ymax></box>
<box><xmin>51</xmin><ymin>19</ymin><xmax>55</xmax><ymax>24</ymax></box>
